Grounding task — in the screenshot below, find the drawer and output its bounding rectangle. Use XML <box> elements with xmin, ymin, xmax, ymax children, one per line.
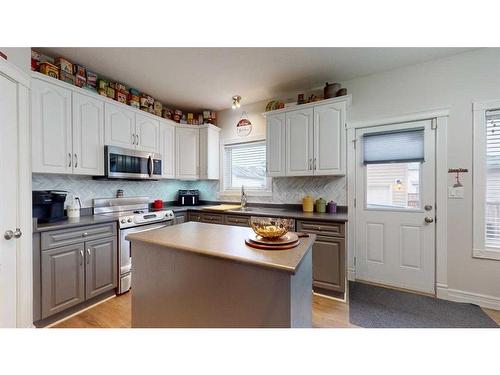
<box><xmin>174</xmin><ymin>213</ymin><xmax>186</xmax><ymax>225</ymax></box>
<box><xmin>200</xmin><ymin>213</ymin><xmax>224</xmax><ymax>224</ymax></box>
<box><xmin>188</xmin><ymin>212</ymin><xmax>202</xmax><ymax>222</ymax></box>
<box><xmin>41</xmin><ymin>222</ymin><xmax>117</xmax><ymax>250</ymax></box>
<box><xmin>224</xmin><ymin>215</ymin><xmax>250</xmax><ymax>227</ymax></box>
<box><xmin>296</xmin><ymin>220</ymin><xmax>344</xmax><ymax>237</ymax></box>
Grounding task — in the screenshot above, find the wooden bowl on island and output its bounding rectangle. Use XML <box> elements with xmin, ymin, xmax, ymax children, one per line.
<box><xmin>249</xmin><ymin>217</ymin><xmax>294</xmax><ymax>239</ymax></box>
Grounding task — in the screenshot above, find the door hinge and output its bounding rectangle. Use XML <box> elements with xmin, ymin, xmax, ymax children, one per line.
<box><xmin>354</xmin><ymin>198</ymin><xmax>356</xmax><ymax>208</ymax></box>
<box><xmin>431</xmin><ymin>120</ymin><xmax>437</xmax><ymax>130</ymax></box>
<box><xmin>354</xmin><ymin>256</ymin><xmax>356</xmax><ymax>266</ymax></box>
<box><xmin>352</xmin><ymin>139</ymin><xmax>357</xmax><ymax>149</ymax></box>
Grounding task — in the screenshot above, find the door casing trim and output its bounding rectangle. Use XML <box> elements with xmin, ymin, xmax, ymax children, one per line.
<box><xmin>346</xmin><ymin>110</ymin><xmax>449</xmax><ymax>297</ymax></box>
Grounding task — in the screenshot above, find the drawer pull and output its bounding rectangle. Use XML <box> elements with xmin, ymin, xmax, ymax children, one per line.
<box><xmin>82</xmin><ymin>232</ymin><xmax>88</xmax><ymax>237</ymax></box>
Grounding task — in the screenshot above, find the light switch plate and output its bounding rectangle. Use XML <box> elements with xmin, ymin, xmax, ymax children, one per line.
<box><xmin>448</xmin><ymin>186</ymin><xmax>464</xmax><ymax>199</ymax></box>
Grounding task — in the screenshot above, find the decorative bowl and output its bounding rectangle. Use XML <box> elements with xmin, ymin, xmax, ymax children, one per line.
<box><xmin>249</xmin><ymin>216</ymin><xmax>294</xmax><ymax>239</ymax></box>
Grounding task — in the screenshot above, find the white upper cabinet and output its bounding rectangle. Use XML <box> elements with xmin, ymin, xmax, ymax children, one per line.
<box><xmin>72</xmin><ymin>92</ymin><xmax>105</xmax><ymax>176</ymax></box>
<box><xmin>136</xmin><ymin>113</ymin><xmax>160</xmax><ymax>153</ymax></box>
<box><xmin>286</xmin><ymin>108</ymin><xmax>314</xmax><ymax>176</ymax></box>
<box><xmin>175</xmin><ymin>126</ymin><xmax>200</xmax><ymax>180</ymax></box>
<box><xmin>104</xmin><ymin>102</ymin><xmax>136</xmax><ymax>149</ymax></box>
<box><xmin>160</xmin><ymin>121</ymin><xmax>175</xmax><ymax>179</ymax></box>
<box><xmin>313</xmin><ymin>101</ymin><xmax>345</xmax><ymax>175</ymax></box>
<box><xmin>199</xmin><ymin>125</ymin><xmax>220</xmax><ymax>180</ymax></box>
<box><xmin>265</xmin><ymin>97</ymin><xmax>349</xmax><ymax>177</ymax></box>
<box><xmin>266</xmin><ymin>113</ymin><xmax>286</xmax><ymax>177</ymax></box>
<box><xmin>32</xmin><ymin>78</ymin><xmax>73</xmax><ymax>174</ymax></box>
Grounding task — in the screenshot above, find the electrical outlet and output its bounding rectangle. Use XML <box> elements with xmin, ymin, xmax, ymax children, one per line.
<box><xmin>448</xmin><ymin>186</ymin><xmax>464</xmax><ymax>199</ymax></box>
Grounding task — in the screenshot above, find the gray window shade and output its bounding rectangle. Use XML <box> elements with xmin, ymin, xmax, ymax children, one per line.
<box><xmin>223</xmin><ymin>141</ymin><xmax>268</xmax><ymax>190</ymax></box>
<box><xmin>485</xmin><ymin>110</ymin><xmax>500</xmax><ymax>248</ymax></box>
<box><xmin>363</xmin><ymin>128</ymin><xmax>425</xmax><ymax>164</ymax></box>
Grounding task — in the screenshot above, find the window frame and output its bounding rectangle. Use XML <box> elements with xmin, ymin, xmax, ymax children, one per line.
<box><xmin>473</xmin><ymin>99</ymin><xmax>500</xmax><ymax>260</ymax></box>
<box><xmin>218</xmin><ymin>137</ymin><xmax>272</xmax><ymax>197</ymax></box>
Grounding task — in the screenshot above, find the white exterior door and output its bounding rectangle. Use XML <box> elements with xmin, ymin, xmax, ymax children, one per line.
<box><xmin>286</xmin><ymin>108</ymin><xmax>313</xmax><ymax>176</ymax></box>
<box><xmin>31</xmin><ymin>78</ymin><xmax>72</xmax><ymax>174</ymax></box>
<box><xmin>104</xmin><ymin>102</ymin><xmax>136</xmax><ymax>149</ymax></box>
<box><xmin>266</xmin><ymin>113</ymin><xmax>286</xmax><ymax>177</ymax></box>
<box><xmin>0</xmin><ymin>74</ymin><xmax>19</xmax><ymax>327</ymax></box>
<box><xmin>355</xmin><ymin>120</ymin><xmax>436</xmax><ymax>294</ymax></box>
<box><xmin>160</xmin><ymin>122</ymin><xmax>175</xmax><ymax>179</ymax></box>
<box><xmin>136</xmin><ymin>113</ymin><xmax>159</xmax><ymax>153</ymax></box>
<box><xmin>314</xmin><ymin>101</ymin><xmax>345</xmax><ymax>175</ymax></box>
<box><xmin>176</xmin><ymin>127</ymin><xmax>199</xmax><ymax>180</ymax></box>
<box><xmin>72</xmin><ymin>92</ymin><xmax>104</xmax><ymax>175</ymax></box>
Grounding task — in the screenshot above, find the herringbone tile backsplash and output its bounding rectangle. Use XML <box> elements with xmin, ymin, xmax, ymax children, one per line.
<box><xmin>32</xmin><ymin>174</ymin><xmax>346</xmax><ymax>207</ymax></box>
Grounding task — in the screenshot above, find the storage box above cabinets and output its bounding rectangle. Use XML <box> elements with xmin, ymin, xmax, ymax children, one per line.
<box><xmin>264</xmin><ymin>96</ymin><xmax>350</xmax><ymax>177</ymax></box>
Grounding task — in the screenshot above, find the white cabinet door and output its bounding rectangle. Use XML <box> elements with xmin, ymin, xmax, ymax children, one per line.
<box><xmin>104</xmin><ymin>102</ymin><xmax>136</xmax><ymax>149</ymax></box>
<box><xmin>199</xmin><ymin>126</ymin><xmax>220</xmax><ymax>180</ymax></box>
<box><xmin>72</xmin><ymin>92</ymin><xmax>104</xmax><ymax>176</ymax></box>
<box><xmin>32</xmin><ymin>79</ymin><xmax>72</xmax><ymax>174</ymax></box>
<box><xmin>160</xmin><ymin>122</ymin><xmax>175</xmax><ymax>179</ymax></box>
<box><xmin>136</xmin><ymin>113</ymin><xmax>160</xmax><ymax>153</ymax></box>
<box><xmin>266</xmin><ymin>113</ymin><xmax>286</xmax><ymax>177</ymax></box>
<box><xmin>313</xmin><ymin>101</ymin><xmax>345</xmax><ymax>175</ymax></box>
<box><xmin>285</xmin><ymin>108</ymin><xmax>314</xmax><ymax>176</ymax></box>
<box><xmin>175</xmin><ymin>127</ymin><xmax>199</xmax><ymax>180</ymax></box>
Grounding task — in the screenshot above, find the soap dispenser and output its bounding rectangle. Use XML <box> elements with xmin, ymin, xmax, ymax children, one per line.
<box><xmin>67</xmin><ymin>195</ymin><xmax>81</xmax><ymax>219</ymax></box>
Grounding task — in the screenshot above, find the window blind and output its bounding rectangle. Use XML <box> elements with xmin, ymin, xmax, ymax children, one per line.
<box><xmin>485</xmin><ymin>110</ymin><xmax>500</xmax><ymax>248</ymax></box>
<box><xmin>363</xmin><ymin>128</ymin><xmax>425</xmax><ymax>164</ymax></box>
<box><xmin>223</xmin><ymin>141</ymin><xmax>268</xmax><ymax>190</ymax></box>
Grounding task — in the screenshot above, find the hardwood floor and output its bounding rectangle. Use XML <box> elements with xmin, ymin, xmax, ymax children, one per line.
<box><xmin>51</xmin><ymin>291</ymin><xmax>499</xmax><ymax>328</ymax></box>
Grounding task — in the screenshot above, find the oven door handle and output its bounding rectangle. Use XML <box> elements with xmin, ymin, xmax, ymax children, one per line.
<box><xmin>148</xmin><ymin>155</ymin><xmax>153</xmax><ymax>178</ymax></box>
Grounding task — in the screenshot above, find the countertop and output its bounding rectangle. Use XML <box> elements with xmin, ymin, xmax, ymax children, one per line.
<box><xmin>33</xmin><ymin>204</ymin><xmax>347</xmax><ymax>233</ymax></box>
<box><xmin>126</xmin><ymin>221</ymin><xmax>316</xmax><ymax>274</ymax></box>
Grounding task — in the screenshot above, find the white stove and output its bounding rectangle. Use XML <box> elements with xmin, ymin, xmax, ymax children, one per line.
<box><xmin>93</xmin><ymin>197</ymin><xmax>175</xmax><ymax>294</ymax></box>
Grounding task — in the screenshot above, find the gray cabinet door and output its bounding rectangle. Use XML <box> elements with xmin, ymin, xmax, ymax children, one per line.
<box><xmin>41</xmin><ymin>243</ymin><xmax>85</xmax><ymax>319</ymax></box>
<box><xmin>311</xmin><ymin>236</ymin><xmax>345</xmax><ymax>293</ymax></box>
<box><xmin>85</xmin><ymin>237</ymin><xmax>117</xmax><ymax>300</ymax></box>
<box><xmin>174</xmin><ymin>213</ymin><xmax>186</xmax><ymax>225</ymax></box>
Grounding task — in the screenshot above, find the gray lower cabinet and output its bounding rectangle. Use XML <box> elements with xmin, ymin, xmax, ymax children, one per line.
<box><xmin>174</xmin><ymin>212</ymin><xmax>186</xmax><ymax>225</ymax></box>
<box><xmin>85</xmin><ymin>237</ymin><xmax>117</xmax><ymax>300</ymax></box>
<box><xmin>41</xmin><ymin>243</ymin><xmax>85</xmax><ymax>318</ymax></box>
<box><xmin>224</xmin><ymin>215</ymin><xmax>250</xmax><ymax>227</ymax></box>
<box><xmin>37</xmin><ymin>222</ymin><xmax>118</xmax><ymax>320</ymax></box>
<box><xmin>188</xmin><ymin>212</ymin><xmax>202</xmax><ymax>222</ymax></box>
<box><xmin>200</xmin><ymin>213</ymin><xmax>224</xmax><ymax>224</ymax></box>
<box><xmin>297</xmin><ymin>220</ymin><xmax>345</xmax><ymax>294</ymax></box>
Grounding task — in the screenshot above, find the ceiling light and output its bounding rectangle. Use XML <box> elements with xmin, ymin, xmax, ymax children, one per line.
<box><xmin>232</xmin><ymin>95</ymin><xmax>241</xmax><ymax>110</ymax></box>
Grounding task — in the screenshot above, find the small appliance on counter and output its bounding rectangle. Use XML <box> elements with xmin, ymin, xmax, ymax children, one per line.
<box><xmin>32</xmin><ymin>190</ymin><xmax>68</xmax><ymax>223</ymax></box>
<box><xmin>177</xmin><ymin>190</ymin><xmax>200</xmax><ymax>206</ymax></box>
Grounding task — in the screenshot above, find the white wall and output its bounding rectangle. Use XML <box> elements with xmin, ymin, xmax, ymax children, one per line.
<box><xmin>0</xmin><ymin>47</ymin><xmax>31</xmax><ymax>73</ymax></box>
<box><xmin>341</xmin><ymin>48</ymin><xmax>500</xmax><ymax>299</ymax></box>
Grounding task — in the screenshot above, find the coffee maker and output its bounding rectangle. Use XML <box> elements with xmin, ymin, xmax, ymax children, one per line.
<box><xmin>32</xmin><ymin>190</ymin><xmax>68</xmax><ymax>223</ymax></box>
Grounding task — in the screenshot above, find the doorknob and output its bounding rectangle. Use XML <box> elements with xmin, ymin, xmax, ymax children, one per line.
<box><xmin>424</xmin><ymin>217</ymin><xmax>434</xmax><ymax>224</ymax></box>
<box><xmin>13</xmin><ymin>228</ymin><xmax>22</xmax><ymax>239</ymax></box>
<box><xmin>4</xmin><ymin>230</ymin><xmax>14</xmax><ymax>240</ymax></box>
<box><xmin>424</xmin><ymin>205</ymin><xmax>433</xmax><ymax>211</ymax></box>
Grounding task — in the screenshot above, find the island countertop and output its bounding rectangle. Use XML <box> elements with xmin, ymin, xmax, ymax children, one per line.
<box><xmin>126</xmin><ymin>221</ymin><xmax>315</xmax><ymax>274</ymax></box>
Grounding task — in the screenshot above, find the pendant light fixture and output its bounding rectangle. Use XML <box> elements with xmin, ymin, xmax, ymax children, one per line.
<box><xmin>232</xmin><ymin>95</ymin><xmax>241</xmax><ymax>109</ymax></box>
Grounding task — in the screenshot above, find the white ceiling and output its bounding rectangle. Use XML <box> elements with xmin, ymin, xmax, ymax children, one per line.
<box><xmin>38</xmin><ymin>47</ymin><xmax>473</xmax><ymax>111</ymax></box>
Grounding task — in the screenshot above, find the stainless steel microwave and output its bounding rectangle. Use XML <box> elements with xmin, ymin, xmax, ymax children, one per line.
<box><xmin>104</xmin><ymin>146</ymin><xmax>162</xmax><ymax>180</ymax></box>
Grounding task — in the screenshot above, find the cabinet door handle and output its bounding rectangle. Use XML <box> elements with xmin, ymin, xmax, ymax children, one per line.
<box><xmin>74</xmin><ymin>153</ymin><xmax>78</xmax><ymax>168</ymax></box>
<box><xmin>308</xmin><ymin>158</ymin><xmax>312</xmax><ymax>170</ymax></box>
<box><xmin>314</xmin><ymin>157</ymin><xmax>317</xmax><ymax>170</ymax></box>
<box><xmin>136</xmin><ymin>134</ymin><xmax>139</xmax><ymax>146</ymax></box>
<box><xmin>68</xmin><ymin>153</ymin><xmax>72</xmax><ymax>167</ymax></box>
<box><xmin>86</xmin><ymin>248</ymin><xmax>90</xmax><ymax>264</ymax></box>
<box><xmin>80</xmin><ymin>249</ymin><xmax>84</xmax><ymax>265</ymax></box>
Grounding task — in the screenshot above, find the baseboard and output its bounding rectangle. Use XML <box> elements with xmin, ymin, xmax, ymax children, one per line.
<box><xmin>437</xmin><ymin>285</ymin><xmax>500</xmax><ymax>311</ymax></box>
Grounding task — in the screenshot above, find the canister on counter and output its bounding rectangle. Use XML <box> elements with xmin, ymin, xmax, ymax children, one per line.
<box><xmin>116</xmin><ymin>90</ymin><xmax>127</xmax><ymax>104</ymax></box>
<box><xmin>54</xmin><ymin>57</ymin><xmax>73</xmax><ymax>75</ymax></box>
<box><xmin>39</xmin><ymin>62</ymin><xmax>60</xmax><ymax>79</ymax></box>
<box><xmin>59</xmin><ymin>71</ymin><xmax>75</xmax><ymax>85</ymax></box>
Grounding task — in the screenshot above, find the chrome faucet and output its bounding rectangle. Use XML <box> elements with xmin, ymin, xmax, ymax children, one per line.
<box><xmin>241</xmin><ymin>185</ymin><xmax>247</xmax><ymax>209</ymax></box>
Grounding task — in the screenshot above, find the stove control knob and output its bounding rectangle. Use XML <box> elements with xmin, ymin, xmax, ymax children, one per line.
<box><xmin>121</xmin><ymin>219</ymin><xmax>126</xmax><ymax>224</ymax></box>
<box><xmin>127</xmin><ymin>218</ymin><xmax>133</xmax><ymax>223</ymax></box>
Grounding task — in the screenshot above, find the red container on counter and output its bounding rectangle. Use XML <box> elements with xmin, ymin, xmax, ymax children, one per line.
<box><xmin>153</xmin><ymin>200</ymin><xmax>163</xmax><ymax>209</ymax></box>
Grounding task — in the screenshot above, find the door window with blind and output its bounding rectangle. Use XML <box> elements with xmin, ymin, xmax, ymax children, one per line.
<box><xmin>223</xmin><ymin>141</ymin><xmax>271</xmax><ymax>193</ymax></box>
<box><xmin>473</xmin><ymin>103</ymin><xmax>500</xmax><ymax>260</ymax></box>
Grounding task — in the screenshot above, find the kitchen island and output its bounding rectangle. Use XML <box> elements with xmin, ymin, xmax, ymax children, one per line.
<box><xmin>126</xmin><ymin>221</ymin><xmax>315</xmax><ymax>328</ymax></box>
